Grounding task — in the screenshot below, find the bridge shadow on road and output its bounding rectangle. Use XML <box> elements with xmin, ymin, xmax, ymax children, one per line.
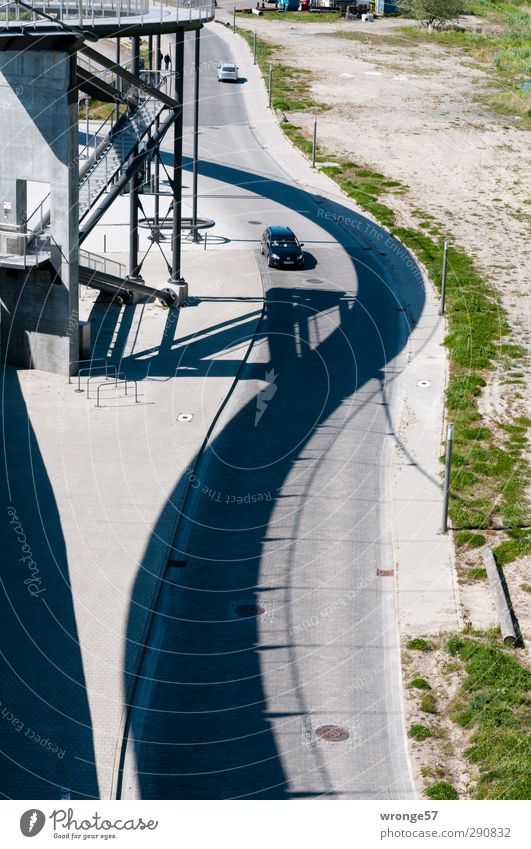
<box><xmin>121</xmin><ymin>156</ymin><xmax>425</xmax><ymax>800</ymax></box>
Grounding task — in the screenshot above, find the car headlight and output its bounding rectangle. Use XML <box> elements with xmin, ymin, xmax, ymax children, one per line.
<box><xmin>271</xmin><ymin>253</ymin><xmax>280</xmax><ymax>260</ymax></box>
<box><xmin>297</xmin><ymin>254</ymin><xmax>303</xmax><ymax>260</ymax></box>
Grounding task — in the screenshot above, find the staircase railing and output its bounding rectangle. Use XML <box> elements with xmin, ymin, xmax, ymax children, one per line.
<box><xmin>79</xmin><ymin>248</ymin><xmax>125</xmax><ymax>280</ymax></box>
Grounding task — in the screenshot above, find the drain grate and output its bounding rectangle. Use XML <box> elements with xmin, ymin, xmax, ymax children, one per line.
<box><xmin>235</xmin><ymin>603</ymin><xmax>265</xmax><ymax>618</ymax></box>
<box><xmin>315</xmin><ymin>725</ymin><xmax>350</xmax><ymax>743</ymax></box>
<box><xmin>248</xmin><ymin>220</ymin><xmax>262</xmax><ymax>225</ymax></box>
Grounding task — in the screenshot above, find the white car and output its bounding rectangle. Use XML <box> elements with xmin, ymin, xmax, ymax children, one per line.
<box><xmin>217</xmin><ymin>62</ymin><xmax>239</xmax><ymax>83</ymax></box>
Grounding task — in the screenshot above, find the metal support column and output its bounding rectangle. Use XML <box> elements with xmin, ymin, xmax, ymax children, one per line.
<box><xmin>115</xmin><ymin>37</ymin><xmax>120</xmax><ymax>124</ymax></box>
<box><xmin>191</xmin><ymin>28</ymin><xmax>201</xmax><ymax>243</ymax></box>
<box><xmin>128</xmin><ymin>35</ymin><xmax>142</xmax><ymax>282</ymax></box>
<box><xmin>169</xmin><ymin>28</ymin><xmax>187</xmax><ymax>301</ymax></box>
<box><xmin>154</xmin><ymin>34</ymin><xmax>162</xmax><ymax>234</ymax></box>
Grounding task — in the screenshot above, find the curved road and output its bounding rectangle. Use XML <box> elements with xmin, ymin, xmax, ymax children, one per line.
<box><xmin>130</xmin><ymin>24</ymin><xmax>416</xmax><ymax>800</ymax></box>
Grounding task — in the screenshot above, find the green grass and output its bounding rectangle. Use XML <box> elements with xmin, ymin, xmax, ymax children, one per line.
<box><xmin>79</xmin><ymin>100</ymin><xmax>116</xmax><ymax>121</ymax></box>
<box><xmin>409</xmin><ymin>724</ymin><xmax>434</xmax><ymax>741</ymax></box>
<box><xmin>406</xmin><ymin>638</ymin><xmax>434</xmax><ymax>652</ymax></box>
<box><xmin>237</xmin><ymin>10</ymin><xmax>341</xmax><ymax>23</ymax></box>
<box><xmin>493</xmin><ymin>538</ymin><xmax>531</xmax><ymax>566</ymax></box>
<box><xmin>455</xmin><ymin>531</ymin><xmax>486</xmax><ymax>548</ymax></box>
<box><xmin>420</xmin><ymin>692</ymin><xmax>438</xmax><ymax>714</ymax></box>
<box><xmin>409</xmin><ymin>677</ymin><xmax>432</xmax><ymax>690</ymax></box>
<box><xmin>426</xmin><ymin>780</ymin><xmax>459</xmax><ymax>800</ymax></box>
<box><xmin>446</xmin><ymin>635</ymin><xmax>531</xmax><ymax>799</ymax></box>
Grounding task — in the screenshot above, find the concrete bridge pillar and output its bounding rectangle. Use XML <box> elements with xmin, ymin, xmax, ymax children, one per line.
<box><xmin>0</xmin><ymin>38</ymin><xmax>79</xmax><ymax>375</ymax></box>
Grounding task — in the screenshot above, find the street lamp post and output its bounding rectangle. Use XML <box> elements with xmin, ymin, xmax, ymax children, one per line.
<box><xmin>312</xmin><ymin>117</ymin><xmax>317</xmax><ymax>168</ymax></box>
<box><xmin>268</xmin><ymin>63</ymin><xmax>272</xmax><ymax>109</ymax></box>
<box><xmin>169</xmin><ymin>29</ymin><xmax>187</xmax><ymax>301</ymax></box>
<box><xmin>440</xmin><ymin>422</ymin><xmax>454</xmax><ymax>534</ymax></box>
<box><xmin>439</xmin><ymin>237</ymin><xmax>449</xmax><ymax>316</ymax></box>
<box><xmin>191</xmin><ymin>29</ymin><xmax>201</xmax><ymax>243</ymax></box>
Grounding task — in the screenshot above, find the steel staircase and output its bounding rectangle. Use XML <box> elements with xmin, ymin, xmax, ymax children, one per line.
<box><xmin>78</xmin><ymin>94</ymin><xmax>164</xmax><ymax>222</ymax></box>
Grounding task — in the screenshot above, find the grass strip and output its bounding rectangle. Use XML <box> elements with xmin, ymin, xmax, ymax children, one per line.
<box><xmin>447</xmin><ymin>635</ymin><xmax>531</xmax><ymax>799</ymax></box>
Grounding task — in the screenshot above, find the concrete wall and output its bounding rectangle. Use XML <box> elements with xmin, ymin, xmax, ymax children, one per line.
<box><xmin>0</xmin><ymin>48</ymin><xmax>79</xmax><ymax>374</ymax></box>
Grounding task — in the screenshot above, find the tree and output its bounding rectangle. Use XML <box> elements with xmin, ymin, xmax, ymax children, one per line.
<box><xmin>397</xmin><ymin>0</ymin><xmax>465</xmax><ymax>31</ymax></box>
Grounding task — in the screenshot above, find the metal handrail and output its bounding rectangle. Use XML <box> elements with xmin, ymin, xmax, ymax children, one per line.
<box><xmin>0</xmin><ymin>0</ymin><xmax>216</xmax><ymax>26</ymax></box>
<box><xmin>80</xmin><ymin>248</ymin><xmax>125</xmax><ymax>279</ymax></box>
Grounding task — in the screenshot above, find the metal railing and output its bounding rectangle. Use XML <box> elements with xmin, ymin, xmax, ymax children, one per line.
<box><xmin>0</xmin><ymin>228</ymin><xmax>53</xmax><ymax>265</ymax></box>
<box><xmin>0</xmin><ymin>0</ymin><xmax>215</xmax><ymax>26</ymax></box>
<box><xmin>80</xmin><ymin>248</ymin><xmax>125</xmax><ymax>280</ymax></box>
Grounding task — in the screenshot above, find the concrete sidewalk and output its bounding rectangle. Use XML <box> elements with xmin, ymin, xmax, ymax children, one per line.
<box><xmin>0</xmin><ymin>249</ymin><xmax>263</xmax><ymax>799</ymax></box>
<box><xmin>212</xmin><ymin>19</ymin><xmax>461</xmax><ymax>634</ymax></box>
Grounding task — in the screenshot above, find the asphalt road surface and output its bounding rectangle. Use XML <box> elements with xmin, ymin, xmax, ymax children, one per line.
<box><xmin>131</xmin><ymin>24</ymin><xmax>416</xmax><ymax>800</ymax></box>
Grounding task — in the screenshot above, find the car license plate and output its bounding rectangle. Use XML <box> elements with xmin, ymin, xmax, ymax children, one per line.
<box><xmin>284</xmin><ymin>260</ymin><xmax>294</xmax><ymax>264</ymax></box>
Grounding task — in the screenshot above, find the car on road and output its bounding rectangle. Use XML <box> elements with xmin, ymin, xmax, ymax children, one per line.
<box><xmin>260</xmin><ymin>226</ymin><xmax>305</xmax><ymax>269</ymax></box>
<box><xmin>217</xmin><ymin>62</ymin><xmax>239</xmax><ymax>83</ymax></box>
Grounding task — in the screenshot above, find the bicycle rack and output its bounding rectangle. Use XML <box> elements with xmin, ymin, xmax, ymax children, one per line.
<box><xmin>68</xmin><ymin>357</ymin><xmax>107</xmax><ymax>384</ymax></box>
<box><xmin>78</xmin><ymin>364</ymin><xmax>118</xmax><ymax>394</ymax></box>
<box><xmin>95</xmin><ymin>377</ymin><xmax>139</xmax><ymax>408</ymax></box>
<box><xmin>86</xmin><ymin>367</ymin><xmax>120</xmax><ymax>399</ymax></box>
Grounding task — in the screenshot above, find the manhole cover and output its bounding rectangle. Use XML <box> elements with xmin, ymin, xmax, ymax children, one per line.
<box><xmin>235</xmin><ymin>603</ymin><xmax>265</xmax><ymax>618</ymax></box>
<box><xmin>306</xmin><ymin>278</ymin><xmax>322</xmax><ymax>284</ymax></box>
<box><xmin>248</xmin><ymin>220</ymin><xmax>262</xmax><ymax>225</ymax></box>
<box><xmin>315</xmin><ymin>725</ymin><xmax>350</xmax><ymax>742</ymax></box>
<box><xmin>177</xmin><ymin>413</ymin><xmax>194</xmax><ymax>422</ymax></box>
<box><xmin>417</xmin><ymin>379</ymin><xmax>431</xmax><ymax>388</ymax></box>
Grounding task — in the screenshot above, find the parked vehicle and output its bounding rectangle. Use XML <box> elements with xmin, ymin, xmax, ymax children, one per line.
<box><xmin>217</xmin><ymin>62</ymin><xmax>239</xmax><ymax>82</ymax></box>
<box><xmin>260</xmin><ymin>226</ymin><xmax>305</xmax><ymax>269</ymax></box>
<box><xmin>277</xmin><ymin>0</ymin><xmax>300</xmax><ymax>10</ymax></box>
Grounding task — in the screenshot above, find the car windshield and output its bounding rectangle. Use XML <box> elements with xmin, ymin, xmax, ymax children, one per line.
<box><xmin>222</xmin><ymin>65</ymin><xmax>236</xmax><ymax>71</ymax></box>
<box><xmin>271</xmin><ymin>238</ymin><xmax>297</xmax><ymax>247</ymax></box>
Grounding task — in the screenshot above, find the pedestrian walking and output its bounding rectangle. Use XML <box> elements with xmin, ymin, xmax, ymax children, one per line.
<box><xmin>164</xmin><ymin>53</ymin><xmax>171</xmax><ymax>71</ymax></box>
<box><xmin>157</xmin><ymin>49</ymin><xmax>163</xmax><ymax>68</ymax></box>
